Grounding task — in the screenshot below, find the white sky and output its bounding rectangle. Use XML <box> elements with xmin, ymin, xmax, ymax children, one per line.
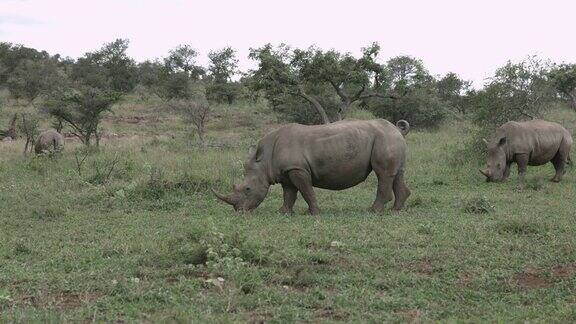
<box><xmin>1</xmin><ymin>0</ymin><xmax>575</xmax><ymax>87</ymax></box>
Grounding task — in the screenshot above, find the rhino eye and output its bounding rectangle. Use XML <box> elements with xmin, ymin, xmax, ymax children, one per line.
<box><xmin>245</xmin><ymin>187</ymin><xmax>251</xmax><ymax>193</ymax></box>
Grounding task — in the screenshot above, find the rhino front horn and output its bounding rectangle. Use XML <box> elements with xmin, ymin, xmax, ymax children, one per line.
<box><xmin>211</xmin><ymin>188</ymin><xmax>235</xmax><ymax>206</ymax></box>
<box><xmin>479</xmin><ymin>169</ymin><xmax>490</xmax><ymax>178</ymax></box>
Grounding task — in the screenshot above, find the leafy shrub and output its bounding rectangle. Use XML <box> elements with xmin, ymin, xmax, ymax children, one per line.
<box><xmin>32</xmin><ymin>206</ymin><xmax>66</xmax><ymax>220</ymax></box>
<box><xmin>462</xmin><ymin>196</ymin><xmax>495</xmax><ymax>214</ymax></box>
<box><xmin>524</xmin><ymin>178</ymin><xmax>545</xmax><ymax>191</ymax></box>
<box><xmin>497</xmin><ymin>219</ymin><xmax>547</xmax><ymax>236</ymax></box>
<box><xmin>271</xmin><ymin>93</ymin><xmax>339</xmax><ymax>125</ymax></box>
<box><xmin>369</xmin><ymin>89</ymin><xmax>447</xmax><ymax>128</ymax></box>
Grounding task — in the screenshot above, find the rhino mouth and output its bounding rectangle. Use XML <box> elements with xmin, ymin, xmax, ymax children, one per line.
<box><xmin>480</xmin><ymin>169</ymin><xmax>503</xmax><ymax>182</ymax></box>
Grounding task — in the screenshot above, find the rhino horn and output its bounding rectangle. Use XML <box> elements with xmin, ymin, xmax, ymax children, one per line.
<box><xmin>212</xmin><ymin>188</ymin><xmax>236</xmax><ymax>206</ymax></box>
<box><xmin>479</xmin><ymin>169</ymin><xmax>490</xmax><ymax>178</ymax></box>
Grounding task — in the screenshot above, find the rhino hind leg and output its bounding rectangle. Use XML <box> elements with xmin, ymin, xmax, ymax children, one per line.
<box><xmin>370</xmin><ymin>174</ymin><xmax>394</xmax><ymax>213</ymax></box>
<box><xmin>551</xmin><ymin>151</ymin><xmax>568</xmax><ymax>182</ymax></box>
<box><xmin>287</xmin><ymin>169</ymin><xmax>320</xmax><ymax>215</ymax></box>
<box><xmin>392</xmin><ymin>172</ymin><xmax>410</xmax><ymax>211</ymax></box>
<box><xmin>279</xmin><ymin>183</ymin><xmax>298</xmax><ymax>214</ymax></box>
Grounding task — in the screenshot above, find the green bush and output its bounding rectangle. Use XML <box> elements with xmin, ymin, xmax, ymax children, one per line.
<box><xmin>271</xmin><ymin>92</ymin><xmax>339</xmax><ymax>125</ymax></box>
<box><xmin>369</xmin><ymin>89</ymin><xmax>447</xmax><ymax>128</ymax></box>
<box><xmin>461</xmin><ymin>196</ymin><xmax>495</xmax><ymax>214</ymax></box>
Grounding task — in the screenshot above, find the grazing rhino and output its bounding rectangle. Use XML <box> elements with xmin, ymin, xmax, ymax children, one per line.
<box><xmin>35</xmin><ymin>130</ymin><xmax>64</xmax><ymax>154</ymax></box>
<box><xmin>480</xmin><ymin>120</ymin><xmax>572</xmax><ymax>182</ymax></box>
<box><xmin>212</xmin><ymin>119</ymin><xmax>411</xmax><ymax>214</ymax></box>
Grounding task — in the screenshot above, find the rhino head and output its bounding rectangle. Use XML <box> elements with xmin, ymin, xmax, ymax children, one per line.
<box><xmin>212</xmin><ymin>146</ymin><xmax>270</xmax><ymax>212</ymax></box>
<box><xmin>480</xmin><ymin>137</ymin><xmax>507</xmax><ymax>182</ymax></box>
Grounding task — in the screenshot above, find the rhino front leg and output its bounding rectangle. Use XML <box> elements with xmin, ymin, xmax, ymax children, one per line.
<box><xmin>516</xmin><ymin>153</ymin><xmax>529</xmax><ymax>181</ymax></box>
<box><xmin>287</xmin><ymin>169</ymin><xmax>320</xmax><ymax>215</ymax></box>
<box><xmin>502</xmin><ymin>162</ymin><xmax>512</xmax><ymax>180</ymax></box>
<box><xmin>279</xmin><ymin>183</ymin><xmax>298</xmax><ymax>214</ymax></box>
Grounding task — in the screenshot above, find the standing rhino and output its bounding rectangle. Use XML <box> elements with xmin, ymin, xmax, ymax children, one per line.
<box><xmin>212</xmin><ymin>119</ymin><xmax>411</xmax><ymax>214</ymax></box>
<box><xmin>480</xmin><ymin>120</ymin><xmax>572</xmax><ymax>182</ymax></box>
<box><xmin>35</xmin><ymin>130</ymin><xmax>64</xmax><ymax>154</ymax></box>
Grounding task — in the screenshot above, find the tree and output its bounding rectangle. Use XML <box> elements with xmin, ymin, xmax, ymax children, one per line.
<box><xmin>208</xmin><ymin>47</ymin><xmax>238</xmax><ymax>83</ymax></box>
<box><xmin>6</xmin><ymin>58</ymin><xmax>67</xmax><ymax>100</ymax></box>
<box><xmin>436</xmin><ymin>72</ymin><xmax>472</xmax><ymax>114</ymax></box>
<box><xmin>250</xmin><ymin>43</ymin><xmax>408</xmax><ymax>124</ymax></box>
<box><xmin>72</xmin><ymin>39</ymin><xmax>137</xmax><ymax>92</ymax></box>
<box><xmin>385</xmin><ymin>56</ymin><xmax>434</xmax><ymax>95</ymax></box>
<box><xmin>168</xmin><ymin>99</ymin><xmax>210</xmax><ymax>143</ymax></box>
<box><xmin>249</xmin><ymin>44</ymin><xmax>331</xmax><ymax>124</ymax></box>
<box><xmin>369</xmin><ymin>89</ymin><xmax>447</xmax><ymax>128</ymax></box>
<box><xmin>0</xmin><ymin>42</ymin><xmax>50</xmax><ymax>86</ymax></box>
<box><xmin>549</xmin><ymin>64</ymin><xmax>576</xmax><ymax>110</ymax></box>
<box><xmin>164</xmin><ymin>45</ymin><xmax>205</xmax><ymax>79</ymax></box>
<box><xmin>45</xmin><ymin>87</ymin><xmax>120</xmax><ymax>146</ymax></box>
<box><xmin>136</xmin><ymin>60</ymin><xmax>165</xmax><ymax>88</ymax></box>
<box><xmin>302</xmin><ymin>43</ymin><xmax>395</xmax><ymax>119</ymax></box>
<box><xmin>18</xmin><ymin>113</ymin><xmax>40</xmax><ymax>154</ymax></box>
<box><xmin>473</xmin><ymin>56</ymin><xmax>554</xmax><ymax>125</ymax></box>
<box><xmin>206</xmin><ymin>47</ymin><xmax>242</xmax><ymax>104</ymax></box>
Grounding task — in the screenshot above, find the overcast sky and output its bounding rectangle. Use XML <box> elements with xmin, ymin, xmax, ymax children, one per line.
<box><xmin>1</xmin><ymin>0</ymin><xmax>575</xmax><ymax>87</ymax></box>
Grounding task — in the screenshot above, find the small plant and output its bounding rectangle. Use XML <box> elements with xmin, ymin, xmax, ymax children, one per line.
<box><xmin>497</xmin><ymin>219</ymin><xmax>546</xmax><ymax>236</ymax></box>
<box><xmin>168</xmin><ymin>99</ymin><xmax>210</xmax><ymax>143</ymax></box>
<box><xmin>18</xmin><ymin>113</ymin><xmax>40</xmax><ymax>154</ymax></box>
<box><xmin>202</xmin><ymin>231</ymin><xmax>248</xmax><ymax>275</ymax></box>
<box><xmin>462</xmin><ymin>196</ymin><xmax>495</xmax><ymax>214</ymax></box>
<box><xmin>32</xmin><ymin>206</ymin><xmax>66</xmax><ymax>220</ymax></box>
<box><xmin>524</xmin><ymin>178</ymin><xmax>545</xmax><ymax>191</ymax></box>
<box><xmin>87</xmin><ymin>154</ymin><xmax>120</xmax><ymax>185</ymax></box>
<box><xmin>0</xmin><ymin>289</ymin><xmax>13</xmax><ymax>307</ymax></box>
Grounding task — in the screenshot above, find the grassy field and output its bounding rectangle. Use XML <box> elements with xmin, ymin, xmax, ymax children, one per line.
<box><xmin>1</xmin><ymin>98</ymin><xmax>576</xmax><ymax>322</ymax></box>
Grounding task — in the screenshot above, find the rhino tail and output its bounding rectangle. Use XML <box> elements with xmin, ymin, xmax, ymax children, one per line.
<box><xmin>396</xmin><ymin>120</ymin><xmax>410</xmax><ymax>136</ymax></box>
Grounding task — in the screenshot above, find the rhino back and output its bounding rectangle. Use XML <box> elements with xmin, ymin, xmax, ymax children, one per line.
<box><xmin>501</xmin><ymin>120</ymin><xmax>569</xmax><ymax>165</ymax></box>
<box><xmin>270</xmin><ymin>119</ymin><xmax>406</xmax><ymax>189</ymax></box>
<box><xmin>35</xmin><ymin>130</ymin><xmax>64</xmax><ymax>153</ymax></box>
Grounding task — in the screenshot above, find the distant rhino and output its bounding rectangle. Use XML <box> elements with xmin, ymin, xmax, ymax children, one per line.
<box><xmin>35</xmin><ymin>130</ymin><xmax>64</xmax><ymax>154</ymax></box>
<box><xmin>212</xmin><ymin>119</ymin><xmax>411</xmax><ymax>214</ymax></box>
<box><xmin>480</xmin><ymin>120</ymin><xmax>572</xmax><ymax>182</ymax></box>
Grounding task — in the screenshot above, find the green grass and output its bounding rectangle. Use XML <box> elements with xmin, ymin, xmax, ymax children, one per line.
<box><xmin>1</xmin><ymin>99</ymin><xmax>576</xmax><ymax>322</ymax></box>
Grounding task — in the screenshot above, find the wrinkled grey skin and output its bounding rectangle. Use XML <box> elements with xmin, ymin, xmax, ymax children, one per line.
<box><xmin>481</xmin><ymin>120</ymin><xmax>572</xmax><ymax>182</ymax></box>
<box><xmin>213</xmin><ymin>119</ymin><xmax>411</xmax><ymax>215</ymax></box>
<box><xmin>35</xmin><ymin>130</ymin><xmax>64</xmax><ymax>154</ymax></box>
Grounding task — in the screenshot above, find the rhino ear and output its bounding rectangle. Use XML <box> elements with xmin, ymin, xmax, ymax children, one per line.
<box><xmin>248</xmin><ymin>146</ymin><xmax>263</xmax><ymax>162</ymax></box>
<box><xmin>498</xmin><ymin>137</ymin><xmax>506</xmax><ymax>146</ymax></box>
<box><xmin>248</xmin><ymin>146</ymin><xmax>257</xmax><ymax>159</ymax></box>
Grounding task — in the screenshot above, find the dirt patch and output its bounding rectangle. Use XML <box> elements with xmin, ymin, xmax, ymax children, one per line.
<box><xmin>105</xmin><ymin>115</ymin><xmax>160</xmax><ymax>125</ymax></box>
<box><xmin>514</xmin><ymin>271</ymin><xmax>550</xmax><ymax>289</ymax></box>
<box><xmin>165</xmin><ymin>277</ymin><xmax>179</xmax><ymax>284</ymax></box>
<box><xmin>16</xmin><ymin>291</ymin><xmax>103</xmax><ymax>310</ymax></box>
<box><xmin>247</xmin><ymin>311</ymin><xmax>272</xmax><ymax>323</ymax></box>
<box><xmin>552</xmin><ymin>263</ymin><xmax>576</xmax><ymax>278</ymax></box>
<box><xmin>457</xmin><ymin>273</ymin><xmax>473</xmax><ymax>288</ymax></box>
<box><xmin>415</xmin><ymin>260</ymin><xmax>433</xmax><ymax>277</ymax></box>
<box><xmin>395</xmin><ymin>308</ymin><xmax>422</xmax><ymax>321</ymax></box>
<box><xmin>316</xmin><ymin>306</ymin><xmax>349</xmax><ymax>321</ymax></box>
